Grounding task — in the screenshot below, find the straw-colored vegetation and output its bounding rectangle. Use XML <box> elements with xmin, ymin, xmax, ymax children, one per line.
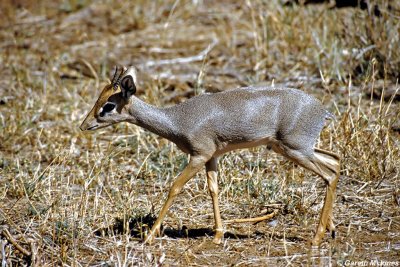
<box><xmin>0</xmin><ymin>0</ymin><xmax>399</xmax><ymax>265</ymax></box>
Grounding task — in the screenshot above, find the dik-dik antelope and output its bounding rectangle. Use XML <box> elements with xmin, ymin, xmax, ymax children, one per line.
<box><xmin>80</xmin><ymin>66</ymin><xmax>340</xmax><ymax>246</ymax></box>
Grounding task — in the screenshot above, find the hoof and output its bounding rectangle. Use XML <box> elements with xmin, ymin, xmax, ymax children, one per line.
<box><xmin>311</xmin><ymin>235</ymin><xmax>322</xmax><ymax>247</ymax></box>
<box><xmin>212</xmin><ymin>237</ymin><xmax>222</xmax><ymax>244</ymax></box>
<box><xmin>212</xmin><ymin>230</ymin><xmax>223</xmax><ymax>244</ymax></box>
<box><xmin>331</xmin><ymin>229</ymin><xmax>336</xmax><ymax>239</ymax></box>
<box><xmin>144</xmin><ymin>227</ymin><xmax>160</xmax><ymax>244</ymax></box>
<box><xmin>143</xmin><ymin>234</ymin><xmax>155</xmax><ymax>245</ymax></box>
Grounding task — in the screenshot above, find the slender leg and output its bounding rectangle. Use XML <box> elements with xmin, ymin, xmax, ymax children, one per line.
<box><xmin>312</xmin><ymin>175</ymin><xmax>338</xmax><ymax>245</ymax></box>
<box><xmin>274</xmin><ymin>146</ymin><xmax>340</xmax><ymax>246</ymax></box>
<box><xmin>206</xmin><ymin>157</ymin><xmax>224</xmax><ymax>244</ymax></box>
<box><xmin>144</xmin><ymin>156</ymin><xmax>208</xmax><ymax>244</ymax></box>
<box><xmin>311</xmin><ymin>148</ymin><xmax>340</xmax><ymax>246</ymax></box>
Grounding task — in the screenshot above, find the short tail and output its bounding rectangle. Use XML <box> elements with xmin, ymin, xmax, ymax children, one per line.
<box><xmin>325</xmin><ymin>110</ymin><xmax>335</xmax><ymax>120</ymax></box>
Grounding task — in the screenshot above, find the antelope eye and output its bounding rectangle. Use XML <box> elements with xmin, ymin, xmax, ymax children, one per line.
<box><xmin>99</xmin><ymin>102</ymin><xmax>116</xmax><ymax>117</ymax></box>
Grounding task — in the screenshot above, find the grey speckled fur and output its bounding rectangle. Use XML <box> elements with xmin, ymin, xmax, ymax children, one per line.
<box><xmin>126</xmin><ymin>86</ymin><xmax>331</xmax><ymax>157</ymax></box>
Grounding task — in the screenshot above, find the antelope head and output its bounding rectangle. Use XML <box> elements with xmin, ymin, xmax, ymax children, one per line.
<box><xmin>80</xmin><ymin>66</ymin><xmax>137</xmax><ymax>131</ymax></box>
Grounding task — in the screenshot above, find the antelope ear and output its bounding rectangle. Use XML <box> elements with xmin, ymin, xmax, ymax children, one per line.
<box><xmin>120</xmin><ymin>75</ymin><xmax>136</xmax><ymax>98</ymax></box>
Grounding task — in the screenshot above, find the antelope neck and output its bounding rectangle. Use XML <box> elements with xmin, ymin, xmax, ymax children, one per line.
<box><xmin>127</xmin><ymin>97</ymin><xmax>177</xmax><ymax>140</ymax></box>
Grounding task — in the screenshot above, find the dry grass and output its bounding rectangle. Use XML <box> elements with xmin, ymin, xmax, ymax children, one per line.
<box><xmin>0</xmin><ymin>0</ymin><xmax>399</xmax><ymax>266</ymax></box>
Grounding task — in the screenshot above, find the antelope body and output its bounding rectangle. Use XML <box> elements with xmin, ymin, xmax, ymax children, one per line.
<box><xmin>80</xmin><ymin>66</ymin><xmax>340</xmax><ymax>246</ymax></box>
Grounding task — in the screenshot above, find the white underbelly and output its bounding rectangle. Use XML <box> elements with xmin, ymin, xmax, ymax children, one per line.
<box><xmin>213</xmin><ymin>136</ymin><xmax>277</xmax><ymax>157</ymax></box>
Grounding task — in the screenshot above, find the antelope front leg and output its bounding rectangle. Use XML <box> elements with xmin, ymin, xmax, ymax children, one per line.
<box><xmin>206</xmin><ymin>157</ymin><xmax>224</xmax><ymax>244</ymax></box>
<box><xmin>144</xmin><ymin>156</ymin><xmax>207</xmax><ymax>244</ymax></box>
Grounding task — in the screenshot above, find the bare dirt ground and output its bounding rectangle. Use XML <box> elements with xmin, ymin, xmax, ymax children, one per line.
<box><xmin>0</xmin><ymin>0</ymin><xmax>399</xmax><ymax>266</ymax></box>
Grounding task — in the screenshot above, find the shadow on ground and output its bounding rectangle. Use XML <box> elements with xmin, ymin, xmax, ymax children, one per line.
<box><xmin>95</xmin><ymin>214</ymin><xmax>307</xmax><ymax>242</ymax></box>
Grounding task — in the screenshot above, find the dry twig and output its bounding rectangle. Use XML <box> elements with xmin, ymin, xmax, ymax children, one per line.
<box><xmin>1</xmin><ymin>229</ymin><xmax>31</xmax><ymax>258</ymax></box>
<box><xmin>225</xmin><ymin>209</ymin><xmax>279</xmax><ymax>224</ymax></box>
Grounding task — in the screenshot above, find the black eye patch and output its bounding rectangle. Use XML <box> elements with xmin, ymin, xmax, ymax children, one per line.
<box><xmin>99</xmin><ymin>102</ymin><xmax>116</xmax><ymax>117</ymax></box>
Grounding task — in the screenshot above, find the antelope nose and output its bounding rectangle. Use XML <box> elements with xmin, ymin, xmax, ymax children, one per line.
<box><xmin>80</xmin><ymin>120</ymin><xmax>90</xmax><ymax>131</ymax></box>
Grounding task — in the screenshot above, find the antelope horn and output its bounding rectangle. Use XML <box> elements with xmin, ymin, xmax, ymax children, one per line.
<box><xmin>111</xmin><ymin>65</ymin><xmax>125</xmax><ymax>90</ymax></box>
